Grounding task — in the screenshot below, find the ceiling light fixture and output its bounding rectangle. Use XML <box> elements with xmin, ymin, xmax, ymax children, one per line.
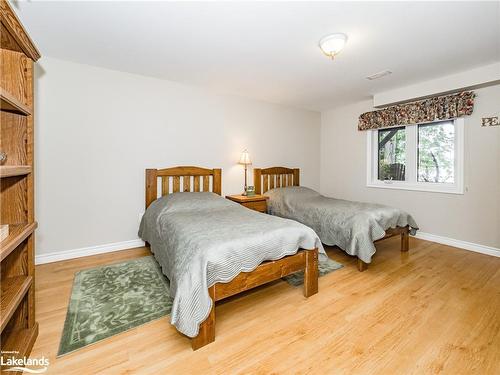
<box><xmin>318</xmin><ymin>33</ymin><xmax>348</xmax><ymax>59</ymax></box>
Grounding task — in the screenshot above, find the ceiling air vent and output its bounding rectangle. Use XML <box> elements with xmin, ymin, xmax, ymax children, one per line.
<box><xmin>366</xmin><ymin>70</ymin><xmax>392</xmax><ymax>80</ymax></box>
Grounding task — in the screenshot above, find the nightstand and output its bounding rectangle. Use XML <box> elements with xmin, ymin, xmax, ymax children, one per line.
<box><xmin>226</xmin><ymin>195</ymin><xmax>269</xmax><ymax>213</ymax></box>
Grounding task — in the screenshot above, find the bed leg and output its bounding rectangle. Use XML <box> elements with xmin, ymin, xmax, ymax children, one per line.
<box><xmin>357</xmin><ymin>258</ymin><xmax>368</xmax><ymax>272</ymax></box>
<box><xmin>304</xmin><ymin>248</ymin><xmax>319</xmax><ymax>297</ymax></box>
<box><xmin>191</xmin><ymin>285</ymin><xmax>216</xmax><ymax>350</ymax></box>
<box><xmin>401</xmin><ymin>226</ymin><xmax>410</xmax><ymax>252</ymax></box>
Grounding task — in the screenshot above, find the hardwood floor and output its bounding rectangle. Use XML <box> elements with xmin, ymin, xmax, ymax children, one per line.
<box><xmin>32</xmin><ymin>238</ymin><xmax>500</xmax><ymax>374</ymax></box>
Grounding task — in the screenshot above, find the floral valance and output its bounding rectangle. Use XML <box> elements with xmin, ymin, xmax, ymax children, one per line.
<box><xmin>358</xmin><ymin>91</ymin><xmax>475</xmax><ymax>131</ymax></box>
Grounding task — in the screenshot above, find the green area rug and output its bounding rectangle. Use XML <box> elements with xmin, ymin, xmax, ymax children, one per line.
<box><xmin>58</xmin><ymin>256</ymin><xmax>172</xmax><ymax>356</ymax></box>
<box><xmin>59</xmin><ymin>255</ymin><xmax>342</xmax><ymax>356</ymax></box>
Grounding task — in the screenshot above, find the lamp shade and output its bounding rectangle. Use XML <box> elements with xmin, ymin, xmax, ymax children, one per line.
<box><xmin>319</xmin><ymin>33</ymin><xmax>348</xmax><ymax>59</ymax></box>
<box><xmin>238</xmin><ymin>149</ymin><xmax>252</xmax><ymax>165</ymax></box>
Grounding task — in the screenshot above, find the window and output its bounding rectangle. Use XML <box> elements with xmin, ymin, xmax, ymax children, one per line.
<box><xmin>367</xmin><ymin>119</ymin><xmax>464</xmax><ymax>194</ymax></box>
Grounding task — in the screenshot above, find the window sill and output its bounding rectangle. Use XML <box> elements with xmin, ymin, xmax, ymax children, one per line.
<box><xmin>366</xmin><ymin>182</ymin><xmax>464</xmax><ymax>195</ymax></box>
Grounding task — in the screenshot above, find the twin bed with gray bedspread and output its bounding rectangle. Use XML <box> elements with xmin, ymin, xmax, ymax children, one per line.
<box><xmin>264</xmin><ymin>187</ymin><xmax>418</xmax><ymax>263</ymax></box>
<box><xmin>139</xmin><ymin>192</ymin><xmax>325</xmax><ymax>338</ymax></box>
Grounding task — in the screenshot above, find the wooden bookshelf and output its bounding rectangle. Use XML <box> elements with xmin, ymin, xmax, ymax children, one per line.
<box><xmin>0</xmin><ymin>165</ymin><xmax>32</xmax><ymax>178</ymax></box>
<box><xmin>0</xmin><ymin>0</ymin><xmax>41</xmax><ymax>367</ymax></box>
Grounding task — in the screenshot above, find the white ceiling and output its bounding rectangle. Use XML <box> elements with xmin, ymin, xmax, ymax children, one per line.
<box><xmin>14</xmin><ymin>1</ymin><xmax>500</xmax><ymax>111</ymax></box>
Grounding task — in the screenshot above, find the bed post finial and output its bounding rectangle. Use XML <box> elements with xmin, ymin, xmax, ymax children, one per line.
<box><xmin>254</xmin><ymin>168</ymin><xmax>262</xmax><ymax>194</ymax></box>
<box><xmin>145</xmin><ymin>169</ymin><xmax>158</xmax><ymax>209</ymax></box>
<box><xmin>212</xmin><ymin>169</ymin><xmax>222</xmax><ymax>195</ymax></box>
<box><xmin>293</xmin><ymin>169</ymin><xmax>300</xmax><ymax>186</ymax></box>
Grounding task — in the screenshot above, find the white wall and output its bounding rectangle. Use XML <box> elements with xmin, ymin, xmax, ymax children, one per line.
<box><xmin>321</xmin><ymin>84</ymin><xmax>500</xmax><ymax>249</ymax></box>
<box><xmin>34</xmin><ymin>57</ymin><xmax>321</xmax><ymax>257</ymax></box>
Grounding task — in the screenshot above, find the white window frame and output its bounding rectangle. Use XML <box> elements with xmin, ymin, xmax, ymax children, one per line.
<box><xmin>366</xmin><ymin>118</ymin><xmax>464</xmax><ymax>194</ymax></box>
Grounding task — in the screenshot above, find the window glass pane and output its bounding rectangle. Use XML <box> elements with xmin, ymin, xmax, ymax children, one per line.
<box><xmin>418</xmin><ymin>121</ymin><xmax>455</xmax><ymax>183</ymax></box>
<box><xmin>378</xmin><ymin>127</ymin><xmax>406</xmax><ymax>181</ymax></box>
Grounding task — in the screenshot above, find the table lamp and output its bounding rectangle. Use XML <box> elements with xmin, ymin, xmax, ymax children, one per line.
<box><xmin>238</xmin><ymin>149</ymin><xmax>252</xmax><ymax>195</ymax></box>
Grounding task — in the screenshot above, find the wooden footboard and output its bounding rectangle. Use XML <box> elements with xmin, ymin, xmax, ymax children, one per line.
<box><xmin>357</xmin><ymin>225</ymin><xmax>410</xmax><ymax>271</ymax></box>
<box><xmin>191</xmin><ymin>248</ymin><xmax>319</xmax><ymax>350</ymax></box>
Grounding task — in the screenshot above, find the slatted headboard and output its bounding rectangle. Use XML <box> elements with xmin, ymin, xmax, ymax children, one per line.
<box><xmin>253</xmin><ymin>167</ymin><xmax>300</xmax><ymax>194</ymax></box>
<box><xmin>145</xmin><ymin>166</ymin><xmax>222</xmax><ymax>209</ymax></box>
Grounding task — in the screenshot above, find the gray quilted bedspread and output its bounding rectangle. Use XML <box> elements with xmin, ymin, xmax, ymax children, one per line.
<box><xmin>138</xmin><ymin>192</ymin><xmax>325</xmax><ymax>338</ymax></box>
<box><xmin>265</xmin><ymin>187</ymin><xmax>418</xmax><ymax>263</ymax></box>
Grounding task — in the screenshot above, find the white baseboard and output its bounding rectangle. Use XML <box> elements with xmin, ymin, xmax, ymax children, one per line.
<box><xmin>35</xmin><ymin>239</ymin><xmax>145</xmax><ymax>265</ymax></box>
<box><xmin>34</xmin><ymin>232</ymin><xmax>499</xmax><ymax>265</ymax></box>
<box><xmin>414</xmin><ymin>231</ymin><xmax>500</xmax><ymax>258</ymax></box>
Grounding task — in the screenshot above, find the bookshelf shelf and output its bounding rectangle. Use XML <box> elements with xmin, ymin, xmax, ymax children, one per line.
<box><xmin>0</xmin><ymin>165</ymin><xmax>32</xmax><ymax>178</ymax></box>
<box><xmin>0</xmin><ymin>87</ymin><xmax>32</xmax><ymax>116</ymax></box>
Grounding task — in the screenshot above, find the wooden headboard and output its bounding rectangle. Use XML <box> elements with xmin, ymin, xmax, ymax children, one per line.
<box><xmin>253</xmin><ymin>167</ymin><xmax>300</xmax><ymax>194</ymax></box>
<box><xmin>145</xmin><ymin>166</ymin><xmax>222</xmax><ymax>208</ymax></box>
